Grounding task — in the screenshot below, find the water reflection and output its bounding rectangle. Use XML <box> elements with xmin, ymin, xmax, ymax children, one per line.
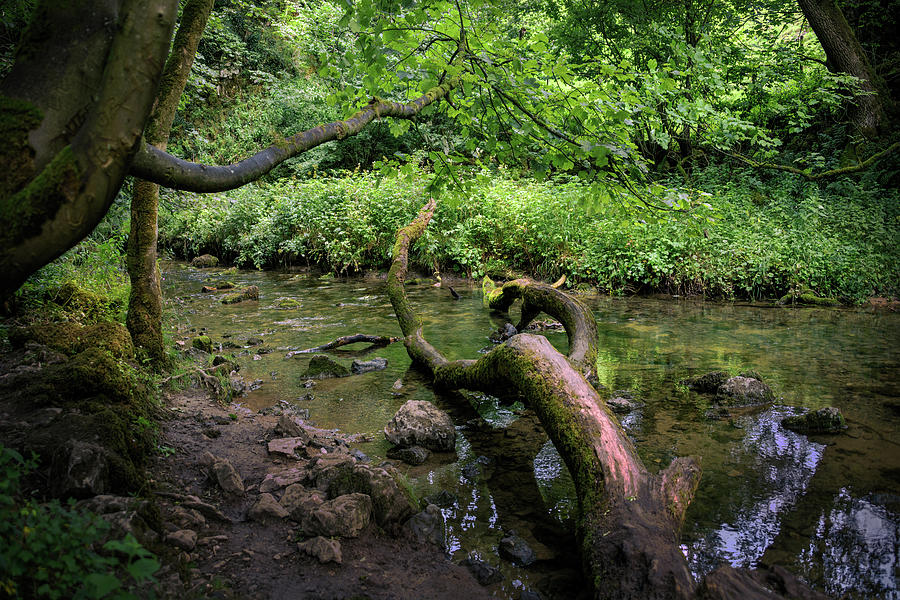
<box><xmin>800</xmin><ymin>490</ymin><xmax>899</xmax><ymax>599</ymax></box>
<box><xmin>684</xmin><ymin>408</ymin><xmax>825</xmax><ymax>575</ymax></box>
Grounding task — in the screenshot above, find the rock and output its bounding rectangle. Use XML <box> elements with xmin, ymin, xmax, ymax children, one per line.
<box><xmin>229</xmin><ymin>374</ymin><xmax>247</xmax><ymax>395</ymax></box>
<box><xmin>386</xmin><ymin>445</ymin><xmax>430</xmax><ymax>466</ymax></box>
<box><xmin>322</xmin><ymin>462</ymin><xmax>418</xmax><ymax>527</ymax></box>
<box><xmin>303</xmin><ymin>355</ymin><xmax>349</xmax><ymax>379</ymax></box>
<box><xmin>268</xmin><ymin>437</ymin><xmax>310</xmax><ymax>459</ymax></box>
<box><xmin>200</xmin><ymin>285</ymin><xmax>217</xmax><ymax>293</ymax></box>
<box><xmin>715</xmin><ymin>376</ymin><xmax>774</xmax><ymax>406</ymax></box>
<box><xmin>489</xmin><ymin>322</ymin><xmax>518</xmax><ymax>342</ymax></box>
<box><xmin>461</xmin><ymin>462</ymin><xmax>482</xmax><ymax>481</ymax></box>
<box><xmin>460</xmin><ymin>556</ymin><xmax>503</xmax><ymax>586</ymax></box>
<box><xmin>273</xmin><ymin>415</ymin><xmax>310</xmax><ymax>440</ymax></box>
<box><xmin>191</xmin><ymin>254</ymin><xmax>219</xmax><ymax>268</ymax></box>
<box><xmin>607</xmin><ymin>391</ymin><xmax>643</xmax><ymax>414</ymax></box>
<box><xmin>167</xmin><ymin>529</ymin><xmax>198</xmax><ymax>551</ymax></box>
<box><xmin>192</xmin><ymin>335</ymin><xmax>212</xmax><ymax>353</ymax></box>
<box><xmin>280</xmin><ymin>484</ymin><xmax>327</xmax><ymax>520</ymax></box>
<box><xmin>78</xmin><ymin>495</ymin><xmax>156</xmax><ymax>546</ymax></box>
<box><xmin>51</xmin><ymin>439</ymin><xmax>109</xmax><ymax>498</ymax></box>
<box><xmin>246</xmin><ymin>336</ymin><xmax>264</xmax><ymax>346</ymax></box>
<box><xmin>276</xmin><ymin>298</ymin><xmax>302</xmax><ymax>309</ymax></box>
<box><xmin>681</xmin><ymin>371</ymin><xmax>729</xmax><ymax>394</ymax></box>
<box><xmin>350</xmin><ymin>357</ymin><xmax>388</xmax><ymax>374</ymax></box>
<box><xmin>259</xmin><ymin>466</ymin><xmax>309</xmax><ymax>493</ymax></box>
<box><xmin>392</xmin><ymin>379</ymin><xmax>404</xmax><ymax>391</ymax></box>
<box><xmin>406</xmin><ymin>504</ymin><xmax>445</xmax><ymax>547</ymax></box>
<box><xmin>249</xmin><ymin>493</ymin><xmax>289</xmax><ymax>522</ymax></box>
<box><xmin>782</xmin><ymin>407</ymin><xmax>847</xmax><ymax>434</ymax></box>
<box><xmin>499</xmin><ymin>533</ymin><xmax>537</xmax><ymax>566</ymax></box>
<box><xmin>300</xmin><ymin>493</ymin><xmax>372</xmax><ymax>538</ymax></box>
<box><xmin>210</xmin><ymin>456</ymin><xmax>244</xmax><ymax>495</ymax></box>
<box><xmin>297</xmin><ymin>536</ymin><xmax>342</xmax><ymax>564</ymax></box>
<box><xmin>384</xmin><ymin>400</ymin><xmax>456</xmax><ymax>452</ymax></box>
<box><xmin>424</xmin><ymin>490</ymin><xmax>458</xmax><ymax>508</ymax></box>
<box><xmin>215</xmin><ymin>280</ymin><xmax>235</xmax><ymax>289</ymax></box>
<box><xmin>350</xmin><ymin>449</ymin><xmax>369</xmax><ymax>462</ymax></box>
<box><xmin>221</xmin><ymin>286</ymin><xmax>259</xmax><ymax>304</ymax></box>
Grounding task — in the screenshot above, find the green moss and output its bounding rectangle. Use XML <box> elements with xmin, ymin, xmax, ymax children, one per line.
<box><xmin>11</xmin><ymin>320</ymin><xmax>134</xmax><ymax>359</ymax></box>
<box><xmin>303</xmin><ymin>354</ymin><xmax>349</xmax><ymax>378</ymax></box>
<box><xmin>0</xmin><ymin>95</ymin><xmax>43</xmax><ymax>198</ymax></box>
<box><xmin>192</xmin><ymin>335</ymin><xmax>212</xmax><ymax>353</ymax></box>
<box><xmin>276</xmin><ymin>297</ymin><xmax>302</xmax><ymax>309</ymax></box>
<box><xmin>0</xmin><ymin>145</ymin><xmax>81</xmax><ymax>249</ymax></box>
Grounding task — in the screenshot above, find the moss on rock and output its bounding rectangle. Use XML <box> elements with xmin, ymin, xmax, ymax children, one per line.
<box><xmin>10</xmin><ymin>321</ymin><xmax>134</xmax><ymax>359</ymax></box>
<box><xmin>192</xmin><ymin>335</ymin><xmax>212</xmax><ymax>353</ymax></box>
<box><xmin>782</xmin><ymin>407</ymin><xmax>847</xmax><ymax>434</ymax></box>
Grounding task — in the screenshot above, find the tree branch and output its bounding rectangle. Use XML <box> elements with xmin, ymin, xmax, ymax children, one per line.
<box><xmin>130</xmin><ymin>81</ymin><xmax>457</xmax><ymax>192</ymax></box>
<box><xmin>726</xmin><ymin>142</ymin><xmax>899</xmax><ymax>180</ymax></box>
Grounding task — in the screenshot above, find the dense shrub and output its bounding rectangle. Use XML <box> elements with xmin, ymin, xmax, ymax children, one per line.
<box><xmin>160</xmin><ymin>165</ymin><xmax>900</xmax><ymax>303</ymax></box>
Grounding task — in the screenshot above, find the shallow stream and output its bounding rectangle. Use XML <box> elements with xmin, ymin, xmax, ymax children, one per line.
<box><xmin>163</xmin><ymin>261</ymin><xmax>899</xmax><ymax>599</ymax></box>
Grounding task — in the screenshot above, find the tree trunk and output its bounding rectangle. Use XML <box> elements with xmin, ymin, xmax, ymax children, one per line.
<box><xmin>126</xmin><ymin>0</ymin><xmax>214</xmax><ymax>365</ymax></box>
<box><xmin>797</xmin><ymin>0</ymin><xmax>888</xmax><ymax>137</ymax></box>
<box><xmin>0</xmin><ymin>0</ymin><xmax>177</xmax><ymax>299</ymax></box>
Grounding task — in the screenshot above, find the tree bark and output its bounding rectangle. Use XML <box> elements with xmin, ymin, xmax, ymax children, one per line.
<box><xmin>797</xmin><ymin>0</ymin><xmax>888</xmax><ymax>137</ymax></box>
<box><xmin>387</xmin><ymin>200</ymin><xmax>702</xmax><ymax>599</ymax></box>
<box><xmin>0</xmin><ymin>0</ymin><xmax>177</xmax><ymax>299</ymax></box>
<box><xmin>127</xmin><ymin>0</ymin><xmax>214</xmax><ymax>365</ymax></box>
<box><xmin>128</xmin><ymin>82</ymin><xmax>457</xmax><ymax>193</ymax></box>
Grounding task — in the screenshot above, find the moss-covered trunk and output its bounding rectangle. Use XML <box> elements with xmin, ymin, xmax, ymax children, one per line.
<box><xmin>386</xmin><ymin>201</ymin><xmax>830</xmax><ymax>600</ymax></box>
<box><xmin>126</xmin><ymin>0</ymin><xmax>213</xmax><ymax>364</ymax></box>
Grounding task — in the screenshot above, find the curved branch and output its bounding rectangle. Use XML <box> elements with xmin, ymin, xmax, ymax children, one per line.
<box><xmin>725</xmin><ymin>142</ymin><xmax>899</xmax><ymax>180</ymax></box>
<box><xmin>130</xmin><ymin>81</ymin><xmax>457</xmax><ymax>192</ymax></box>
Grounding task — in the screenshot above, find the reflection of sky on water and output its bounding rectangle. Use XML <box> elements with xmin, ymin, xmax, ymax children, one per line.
<box><xmin>686</xmin><ymin>409</ymin><xmax>825</xmax><ymax>574</ymax></box>
<box><xmin>801</xmin><ymin>489</ymin><xmax>899</xmax><ymax>600</ymax></box>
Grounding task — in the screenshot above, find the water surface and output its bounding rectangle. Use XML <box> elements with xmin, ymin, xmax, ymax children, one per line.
<box><xmin>163</xmin><ymin>262</ymin><xmax>900</xmax><ymax>599</ymax></box>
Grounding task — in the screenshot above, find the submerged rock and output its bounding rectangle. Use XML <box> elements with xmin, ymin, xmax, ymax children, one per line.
<box><xmin>384</xmin><ymin>400</ymin><xmax>456</xmax><ymax>452</ymax></box>
<box><xmin>221</xmin><ymin>286</ymin><xmax>259</xmax><ymax>304</ymax></box>
<box><xmin>499</xmin><ymin>533</ymin><xmax>537</xmax><ymax>566</ymax></box>
<box><xmin>607</xmin><ymin>391</ymin><xmax>644</xmax><ymax>414</ymax></box>
<box><xmin>715</xmin><ymin>376</ymin><xmax>774</xmax><ymax>406</ymax></box>
<box><xmin>298</xmin><ymin>536</ymin><xmax>342</xmax><ymax>564</ymax></box>
<box><xmin>276</xmin><ymin>297</ymin><xmax>302</xmax><ymax>309</ymax></box>
<box><xmin>461</xmin><ymin>556</ymin><xmax>503</xmax><ymax>586</ymax></box>
<box><xmin>191</xmin><ymin>254</ymin><xmax>219</xmax><ymax>268</ymax></box>
<box><xmin>406</xmin><ymin>504</ymin><xmax>445</xmax><ymax>547</ymax></box>
<box><xmin>350</xmin><ymin>357</ymin><xmax>388</xmax><ymax>374</ymax></box>
<box><xmin>489</xmin><ymin>322</ymin><xmax>518</xmax><ymax>343</ymax></box>
<box><xmin>782</xmin><ymin>407</ymin><xmax>847</xmax><ymax>434</ymax></box>
<box><xmin>303</xmin><ymin>355</ymin><xmax>349</xmax><ymax>379</ymax></box>
<box><xmin>386</xmin><ymin>445</ymin><xmax>430</xmax><ymax>466</ymax></box>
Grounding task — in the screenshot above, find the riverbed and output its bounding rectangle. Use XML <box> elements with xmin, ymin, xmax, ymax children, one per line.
<box><xmin>162</xmin><ymin>261</ymin><xmax>900</xmax><ymax>599</ymax></box>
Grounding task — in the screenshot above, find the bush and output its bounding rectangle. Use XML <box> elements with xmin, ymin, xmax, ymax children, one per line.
<box><xmin>159</xmin><ymin>164</ymin><xmax>900</xmax><ymax>303</ymax></box>
<box><xmin>0</xmin><ymin>446</ymin><xmax>159</xmax><ymax>599</ymax></box>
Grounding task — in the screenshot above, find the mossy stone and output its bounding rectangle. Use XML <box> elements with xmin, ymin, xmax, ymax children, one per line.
<box><xmin>303</xmin><ymin>355</ymin><xmax>349</xmax><ymax>379</ymax></box>
<box><xmin>191</xmin><ymin>254</ymin><xmax>219</xmax><ymax>268</ymax></box>
<box><xmin>192</xmin><ymin>335</ymin><xmax>212</xmax><ymax>353</ymax></box>
<box><xmin>782</xmin><ymin>407</ymin><xmax>847</xmax><ymax>434</ymax></box>
<box><xmin>276</xmin><ymin>298</ymin><xmax>302</xmax><ymax>309</ymax></box>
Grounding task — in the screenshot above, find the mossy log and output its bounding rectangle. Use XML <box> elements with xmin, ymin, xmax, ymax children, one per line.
<box><xmin>386</xmin><ymin>201</ymin><xmax>826</xmax><ymax>600</ymax></box>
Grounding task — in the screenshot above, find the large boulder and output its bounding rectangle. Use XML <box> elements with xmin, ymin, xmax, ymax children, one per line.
<box><xmin>300</xmin><ymin>493</ymin><xmax>372</xmax><ymax>538</ymax></box>
<box><xmin>384</xmin><ymin>400</ymin><xmax>456</xmax><ymax>452</ymax></box>
<box><xmin>715</xmin><ymin>376</ymin><xmax>774</xmax><ymax>406</ymax></box>
<box><xmin>782</xmin><ymin>407</ymin><xmax>847</xmax><ymax>434</ymax></box>
<box><xmin>280</xmin><ymin>484</ymin><xmax>327</xmax><ymax>521</ymax></box>
<box><xmin>326</xmin><ymin>463</ymin><xmax>419</xmax><ymax>527</ymax></box>
<box><xmin>406</xmin><ymin>504</ymin><xmax>445</xmax><ymax>548</ymax></box>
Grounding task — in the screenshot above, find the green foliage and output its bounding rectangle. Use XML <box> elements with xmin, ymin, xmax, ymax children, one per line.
<box><xmin>0</xmin><ymin>446</ymin><xmax>160</xmax><ymax>599</ymax></box>
<box><xmin>160</xmin><ymin>164</ymin><xmax>899</xmax><ymax>303</ymax></box>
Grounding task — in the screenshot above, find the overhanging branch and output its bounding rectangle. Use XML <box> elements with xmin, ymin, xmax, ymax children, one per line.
<box><xmin>130</xmin><ymin>81</ymin><xmax>457</xmax><ymax>192</ymax></box>
<box><xmin>726</xmin><ymin>142</ymin><xmax>899</xmax><ymax>180</ymax></box>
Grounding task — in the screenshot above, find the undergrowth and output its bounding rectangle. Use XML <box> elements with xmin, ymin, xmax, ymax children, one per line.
<box><xmin>159</xmin><ymin>163</ymin><xmax>900</xmax><ymax>303</ymax></box>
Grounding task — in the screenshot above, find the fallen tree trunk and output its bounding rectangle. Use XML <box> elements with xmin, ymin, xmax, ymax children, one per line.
<box><xmin>284</xmin><ymin>334</ymin><xmax>398</xmax><ymax>358</ymax></box>
<box><xmin>387</xmin><ymin>200</ymin><xmax>701</xmax><ymax>599</ymax></box>
<box><xmin>386</xmin><ymin>200</ymin><xmax>830</xmax><ymax>600</ymax></box>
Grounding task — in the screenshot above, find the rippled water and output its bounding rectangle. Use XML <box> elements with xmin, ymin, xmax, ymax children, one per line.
<box><xmin>163</xmin><ymin>262</ymin><xmax>900</xmax><ymax>599</ymax></box>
